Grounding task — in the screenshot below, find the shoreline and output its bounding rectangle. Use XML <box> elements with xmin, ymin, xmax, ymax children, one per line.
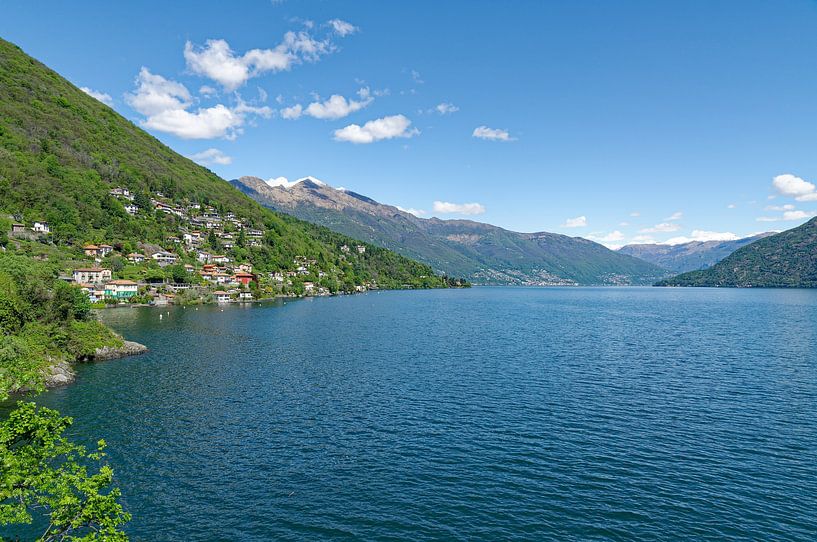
<box><xmin>42</xmin><ymin>340</ymin><xmax>149</xmax><ymax>390</ymax></box>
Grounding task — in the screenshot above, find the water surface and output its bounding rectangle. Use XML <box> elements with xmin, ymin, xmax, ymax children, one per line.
<box><xmin>27</xmin><ymin>288</ymin><xmax>817</xmax><ymax>540</ymax></box>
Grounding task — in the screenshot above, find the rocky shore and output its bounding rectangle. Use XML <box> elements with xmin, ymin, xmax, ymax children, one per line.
<box><xmin>43</xmin><ymin>340</ymin><xmax>148</xmax><ymax>389</ymax></box>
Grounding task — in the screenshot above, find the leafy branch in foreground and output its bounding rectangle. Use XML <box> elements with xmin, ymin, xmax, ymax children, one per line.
<box><xmin>0</xmin><ymin>403</ymin><xmax>130</xmax><ymax>541</ymax></box>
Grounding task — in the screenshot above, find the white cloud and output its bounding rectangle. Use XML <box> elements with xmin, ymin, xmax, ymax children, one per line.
<box><xmin>265</xmin><ymin>176</ymin><xmax>300</xmax><ymax>189</ymax></box>
<box><xmin>629</xmin><ymin>211</ymin><xmax>640</xmax><ymax>217</ymax></box>
<box><xmin>188</xmin><ymin>148</ymin><xmax>232</xmax><ymax>166</ymax></box>
<box><xmin>772</xmin><ymin>173</ymin><xmax>817</xmax><ymax>202</ymax></box>
<box><xmin>199</xmin><ymin>85</ymin><xmax>217</xmax><ymax>97</ymax></box>
<box><xmin>328</xmin><ymin>19</ymin><xmax>358</xmax><ymax>36</ymax></box>
<box><xmin>664</xmin><ymin>211</ymin><xmax>683</xmax><ymax>221</ymax></box>
<box><xmin>619</xmin><ymin>221</ymin><xmax>630</xmax><ymax>227</ymax></box>
<box><xmin>80</xmin><ymin>87</ymin><xmax>113</xmax><ymax>106</ymax></box>
<box><xmin>435</xmin><ymin>102</ymin><xmax>459</xmax><ymax>115</ymax></box>
<box><xmin>472</xmin><ymin>125</ymin><xmax>514</xmax><ymax>141</ymax></box>
<box><xmin>727</xmin><ymin>203</ymin><xmax>736</xmax><ymax>209</ymax></box>
<box><xmin>640</xmin><ymin>222</ymin><xmax>681</xmax><ymax>233</ymax></box>
<box><xmin>561</xmin><ymin>215</ymin><xmax>587</xmax><ymax>228</ymax></box>
<box><xmin>283</xmin><ymin>89</ymin><xmax>373</xmax><ymax>120</ymax></box>
<box><xmin>765</xmin><ymin>204</ymin><xmax>795</xmax><ymax>211</ymax></box>
<box><xmin>184</xmin><ymin>25</ymin><xmax>350</xmax><ymax>91</ymax></box>
<box><xmin>125</xmin><ymin>68</ymin><xmax>267</xmax><ymax>139</ymax></box>
<box><xmin>397</xmin><ymin>206</ymin><xmax>427</xmax><ymax>217</ymax></box>
<box><xmin>334</xmin><ymin>114</ymin><xmax>419</xmax><ymax>144</ymax></box>
<box><xmin>756</xmin><ymin>210</ymin><xmax>817</xmax><ymax>222</ymax></box>
<box><xmin>587</xmin><ymin>230</ymin><xmax>625</xmax><ymax>249</ymax></box>
<box><xmin>662</xmin><ymin>230</ymin><xmax>740</xmax><ymax>245</ymax></box>
<box><xmin>629</xmin><ymin>235</ymin><xmax>657</xmax><ymax>244</ymax></box>
<box><xmin>432</xmin><ymin>201</ymin><xmax>486</xmax><ymax>215</ymax></box>
<box><xmin>281</xmin><ymin>104</ymin><xmax>303</xmax><ymax>119</ymax></box>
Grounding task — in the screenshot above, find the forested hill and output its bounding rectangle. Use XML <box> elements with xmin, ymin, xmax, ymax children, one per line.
<box><xmin>0</xmin><ymin>37</ymin><xmax>459</xmax><ymax>290</ymax></box>
<box><xmin>656</xmin><ymin>218</ymin><xmax>817</xmax><ymax>287</ymax></box>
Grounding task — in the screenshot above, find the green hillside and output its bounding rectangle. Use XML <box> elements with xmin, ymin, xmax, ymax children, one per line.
<box><xmin>656</xmin><ymin>218</ymin><xmax>817</xmax><ymax>287</ymax></box>
<box><xmin>232</xmin><ymin>176</ymin><xmax>668</xmax><ymax>286</ymax></box>
<box><xmin>0</xmin><ymin>38</ymin><xmax>461</xmax><ymax>291</ymax></box>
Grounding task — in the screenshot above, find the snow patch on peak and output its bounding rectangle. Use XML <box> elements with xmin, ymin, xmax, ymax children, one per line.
<box><xmin>265</xmin><ymin>176</ymin><xmax>328</xmax><ymax>189</ymax></box>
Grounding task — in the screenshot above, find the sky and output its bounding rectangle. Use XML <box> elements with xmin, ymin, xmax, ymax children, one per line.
<box><xmin>3</xmin><ymin>0</ymin><xmax>817</xmax><ymax>248</ymax></box>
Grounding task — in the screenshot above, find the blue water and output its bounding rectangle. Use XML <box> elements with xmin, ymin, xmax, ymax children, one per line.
<box><xmin>24</xmin><ymin>288</ymin><xmax>817</xmax><ymax>540</ymax></box>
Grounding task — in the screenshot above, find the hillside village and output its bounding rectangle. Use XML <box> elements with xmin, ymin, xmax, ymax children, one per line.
<box><xmin>5</xmin><ymin>186</ymin><xmax>382</xmax><ymax>305</ymax></box>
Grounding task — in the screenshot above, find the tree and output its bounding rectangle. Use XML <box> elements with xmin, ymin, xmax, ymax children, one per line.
<box><xmin>0</xmin><ymin>402</ymin><xmax>131</xmax><ymax>541</ymax></box>
<box><xmin>237</xmin><ymin>227</ymin><xmax>246</xmax><ymax>249</ymax></box>
<box><xmin>207</xmin><ymin>230</ymin><xmax>220</xmax><ymax>252</ymax></box>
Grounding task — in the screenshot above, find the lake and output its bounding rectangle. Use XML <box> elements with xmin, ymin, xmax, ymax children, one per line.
<box><xmin>27</xmin><ymin>288</ymin><xmax>817</xmax><ymax>540</ymax></box>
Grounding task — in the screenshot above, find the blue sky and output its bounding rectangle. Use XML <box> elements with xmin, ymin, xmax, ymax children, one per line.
<box><xmin>3</xmin><ymin>0</ymin><xmax>817</xmax><ymax>247</ymax></box>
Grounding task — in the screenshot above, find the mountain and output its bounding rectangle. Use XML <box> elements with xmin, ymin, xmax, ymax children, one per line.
<box><xmin>231</xmin><ymin>176</ymin><xmax>668</xmax><ymax>285</ymax></box>
<box><xmin>0</xmin><ymin>38</ymin><xmax>458</xmax><ymax>291</ymax></box>
<box><xmin>657</xmin><ymin>218</ymin><xmax>817</xmax><ymax>287</ymax></box>
<box><xmin>618</xmin><ymin>234</ymin><xmax>773</xmax><ymax>274</ymax></box>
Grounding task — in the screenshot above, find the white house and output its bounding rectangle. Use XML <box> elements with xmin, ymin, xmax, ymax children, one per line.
<box><xmin>32</xmin><ymin>222</ymin><xmax>50</xmax><ymax>234</ymax></box>
<box><xmin>124</xmin><ymin>204</ymin><xmax>139</xmax><ymax>215</ymax></box>
<box><xmin>239</xmin><ymin>291</ymin><xmax>253</xmax><ymax>301</ymax></box>
<box><xmin>214</xmin><ymin>291</ymin><xmax>231</xmax><ymax>303</ymax></box>
<box><xmin>151</xmin><ymin>251</ymin><xmax>178</xmax><ymax>267</ymax></box>
<box><xmin>211</xmin><ymin>254</ymin><xmax>230</xmax><ymax>264</ymax></box>
<box><xmin>127</xmin><ymin>253</ymin><xmax>145</xmax><ymax>263</ymax></box>
<box><xmin>72</xmin><ymin>268</ymin><xmax>112</xmax><ymax>285</ymax></box>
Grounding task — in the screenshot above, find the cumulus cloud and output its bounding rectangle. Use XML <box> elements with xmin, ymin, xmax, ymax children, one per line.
<box><xmin>188</xmin><ymin>148</ymin><xmax>232</xmax><ymax>166</ymax></box>
<box><xmin>472</xmin><ymin>125</ymin><xmax>514</xmax><ymax>141</ymax></box>
<box><xmin>629</xmin><ymin>211</ymin><xmax>640</xmax><ymax>217</ymax></box>
<box><xmin>664</xmin><ymin>211</ymin><xmax>683</xmax><ymax>221</ymax></box>
<box><xmin>397</xmin><ymin>206</ymin><xmax>427</xmax><ymax>217</ymax></box>
<box><xmin>640</xmin><ymin>222</ymin><xmax>681</xmax><ymax>233</ymax></box>
<box><xmin>756</xmin><ymin>210</ymin><xmax>817</xmax><ymax>222</ymax></box>
<box><xmin>80</xmin><ymin>87</ymin><xmax>113</xmax><ymax>106</ymax></box>
<box><xmin>587</xmin><ymin>230</ymin><xmax>625</xmax><ymax>249</ymax></box>
<box><xmin>328</xmin><ymin>19</ymin><xmax>358</xmax><ymax>36</ymax></box>
<box><xmin>727</xmin><ymin>203</ymin><xmax>736</xmax><ymax>209</ymax></box>
<box><xmin>333</xmin><ymin>114</ymin><xmax>419</xmax><ymax>143</ymax></box>
<box><xmin>282</xmin><ymin>88</ymin><xmax>373</xmax><ymax>120</ymax></box>
<box><xmin>562</xmin><ymin>216</ymin><xmax>587</xmax><ymax>228</ymax></box>
<box><xmin>125</xmin><ymin>68</ymin><xmax>268</xmax><ymax>139</ymax></box>
<box><xmin>434</xmin><ymin>102</ymin><xmax>459</xmax><ymax>115</ymax></box>
<box><xmin>662</xmin><ymin>230</ymin><xmax>740</xmax><ymax>245</ymax></box>
<box><xmin>432</xmin><ymin>201</ymin><xmax>486</xmax><ymax>215</ymax></box>
<box><xmin>184</xmin><ymin>25</ymin><xmax>351</xmax><ymax>91</ymax></box>
<box><xmin>772</xmin><ymin>173</ymin><xmax>817</xmax><ymax>202</ymax></box>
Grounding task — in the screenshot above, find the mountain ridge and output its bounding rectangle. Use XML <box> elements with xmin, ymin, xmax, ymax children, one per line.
<box><xmin>657</xmin><ymin>217</ymin><xmax>817</xmax><ymax>287</ymax></box>
<box><xmin>231</xmin><ymin>175</ymin><xmax>668</xmax><ymax>285</ymax></box>
<box><xmin>618</xmin><ymin>234</ymin><xmax>774</xmax><ymax>274</ymax></box>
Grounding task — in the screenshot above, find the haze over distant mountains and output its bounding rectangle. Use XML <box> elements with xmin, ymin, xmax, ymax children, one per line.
<box><xmin>658</xmin><ymin>217</ymin><xmax>817</xmax><ymax>287</ymax></box>
<box><xmin>618</xmin><ymin>234</ymin><xmax>774</xmax><ymax>274</ymax></box>
<box><xmin>231</xmin><ymin>176</ymin><xmax>667</xmax><ymax>286</ymax></box>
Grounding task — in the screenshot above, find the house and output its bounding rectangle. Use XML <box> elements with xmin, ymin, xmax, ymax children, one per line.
<box><xmin>356</xmin><ymin>245</ymin><xmax>366</xmax><ymax>254</ymax></box>
<box><xmin>104</xmin><ymin>280</ymin><xmax>138</xmax><ymax>300</ymax></box>
<box><xmin>72</xmin><ymin>268</ymin><xmax>111</xmax><ymax>285</ymax></box>
<box><xmin>109</xmin><ymin>187</ymin><xmax>133</xmax><ymax>200</ymax></box>
<box><xmin>247</xmin><ymin>229</ymin><xmax>263</xmax><ymax>238</ymax></box>
<box><xmin>84</xmin><ymin>244</ymin><xmax>113</xmax><ymax>259</ymax></box>
<box><xmin>151</xmin><ymin>251</ymin><xmax>177</xmax><ymax>267</ymax></box>
<box><xmin>340</xmin><ymin>244</ymin><xmax>350</xmax><ymax>253</ymax></box>
<box><xmin>211</xmin><ymin>254</ymin><xmax>230</xmax><ymax>264</ymax></box>
<box><xmin>127</xmin><ymin>253</ymin><xmax>146</xmax><ymax>263</ymax></box>
<box><xmin>32</xmin><ymin>221</ymin><xmax>50</xmax><ymax>234</ymax></box>
<box><xmin>197</xmin><ymin>252</ymin><xmax>212</xmax><ymax>263</ymax></box>
<box><xmin>78</xmin><ymin>284</ymin><xmax>104</xmax><ymax>303</ymax></box>
<box><xmin>233</xmin><ymin>272</ymin><xmax>256</xmax><ymax>286</ymax></box>
<box><xmin>10</xmin><ymin>223</ymin><xmax>26</xmax><ymax>234</ymax></box>
<box><xmin>303</xmin><ymin>282</ymin><xmax>315</xmax><ymax>293</ymax></box>
<box><xmin>213</xmin><ymin>291</ymin><xmax>231</xmax><ymax>303</ymax></box>
<box><xmin>184</xmin><ymin>264</ymin><xmax>195</xmax><ymax>273</ymax></box>
<box><xmin>239</xmin><ymin>291</ymin><xmax>253</xmax><ymax>301</ymax></box>
<box><xmin>124</xmin><ymin>204</ymin><xmax>139</xmax><ymax>215</ymax></box>
<box><xmin>237</xmin><ymin>263</ymin><xmax>253</xmax><ymax>273</ymax></box>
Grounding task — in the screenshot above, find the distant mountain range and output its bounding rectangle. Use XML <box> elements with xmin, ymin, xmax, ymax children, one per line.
<box><xmin>657</xmin><ymin>217</ymin><xmax>817</xmax><ymax>287</ymax></box>
<box><xmin>230</xmin><ymin>176</ymin><xmax>668</xmax><ymax>286</ymax></box>
<box><xmin>618</xmin><ymin>234</ymin><xmax>773</xmax><ymax>274</ymax></box>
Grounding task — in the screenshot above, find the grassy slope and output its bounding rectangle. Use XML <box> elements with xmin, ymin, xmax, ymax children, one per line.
<box><xmin>657</xmin><ymin>218</ymin><xmax>817</xmax><ymax>287</ymax></box>
<box><xmin>0</xmin><ymin>38</ymin><xmax>454</xmax><ymax>289</ymax></box>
